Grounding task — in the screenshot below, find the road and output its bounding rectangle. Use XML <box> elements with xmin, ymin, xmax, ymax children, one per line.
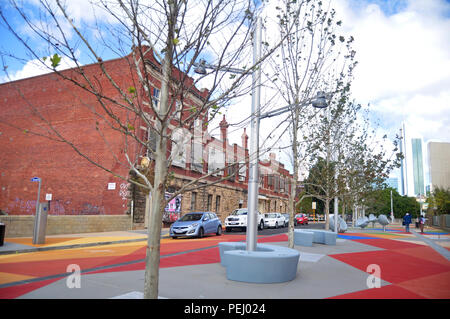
<box><xmin>223</xmin><ymin>222</ymin><xmax>325</xmax><ymax>236</ymax></box>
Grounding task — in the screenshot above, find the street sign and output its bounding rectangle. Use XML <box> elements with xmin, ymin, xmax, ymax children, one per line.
<box><xmin>31</xmin><ymin>177</ymin><xmax>41</xmax><ymax>182</ymax></box>
<box><xmin>45</xmin><ymin>193</ymin><xmax>52</xmax><ymax>201</ymax></box>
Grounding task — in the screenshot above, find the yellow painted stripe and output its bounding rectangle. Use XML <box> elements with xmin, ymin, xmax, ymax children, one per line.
<box><xmin>0</xmin><ymin>272</ymin><xmax>35</xmax><ymax>285</ymax></box>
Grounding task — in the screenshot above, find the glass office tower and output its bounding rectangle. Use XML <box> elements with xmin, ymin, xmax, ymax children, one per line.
<box><xmin>411</xmin><ymin>138</ymin><xmax>425</xmax><ymax>196</ymax></box>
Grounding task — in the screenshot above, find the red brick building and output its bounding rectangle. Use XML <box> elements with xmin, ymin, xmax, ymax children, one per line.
<box><xmin>0</xmin><ymin>50</ymin><xmax>293</xmax><ymax>234</ymax></box>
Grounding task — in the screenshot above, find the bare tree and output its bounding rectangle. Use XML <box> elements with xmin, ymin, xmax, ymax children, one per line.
<box><xmin>263</xmin><ymin>0</ymin><xmax>356</xmax><ymax>247</ymax></box>
<box><xmin>0</xmin><ymin>0</ymin><xmax>308</xmax><ymax>298</ymax></box>
<box><xmin>303</xmin><ymin>99</ymin><xmax>402</xmax><ymax>231</ymax></box>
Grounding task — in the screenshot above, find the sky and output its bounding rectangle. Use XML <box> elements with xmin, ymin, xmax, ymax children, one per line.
<box><xmin>331</xmin><ymin>0</ymin><xmax>450</xmax><ymax>184</ymax></box>
<box><xmin>1</xmin><ymin>0</ymin><xmax>449</xmax><ymax>181</ymax></box>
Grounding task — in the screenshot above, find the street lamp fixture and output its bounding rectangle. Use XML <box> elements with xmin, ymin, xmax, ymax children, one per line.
<box><xmin>311</xmin><ymin>91</ymin><xmax>328</xmax><ymax>109</ymax></box>
<box><xmin>194</xmin><ymin>59</ymin><xmax>207</xmax><ymax>75</ymax></box>
<box><xmin>193</xmin><ymin>59</ymin><xmax>252</xmax><ymax>76</ymax></box>
<box><xmin>260</xmin><ymin>91</ymin><xmax>330</xmax><ymax>120</ymax></box>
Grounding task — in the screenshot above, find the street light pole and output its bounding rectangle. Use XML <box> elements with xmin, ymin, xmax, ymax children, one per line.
<box><xmin>390</xmin><ymin>190</ymin><xmax>394</xmax><ymax>223</ymax></box>
<box><xmin>193</xmin><ymin>17</ymin><xmax>328</xmax><ymax>251</ymax></box>
<box><xmin>246</xmin><ymin>16</ymin><xmax>262</xmax><ymax>251</ymax></box>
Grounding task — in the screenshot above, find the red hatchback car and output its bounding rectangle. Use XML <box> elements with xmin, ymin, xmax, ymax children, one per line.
<box><xmin>294</xmin><ymin>213</ymin><xmax>309</xmax><ymax>225</ymax></box>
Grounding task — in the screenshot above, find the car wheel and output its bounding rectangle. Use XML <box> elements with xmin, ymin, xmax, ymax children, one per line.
<box><xmin>259</xmin><ymin>220</ymin><xmax>264</xmax><ymax>230</ymax></box>
<box><xmin>198</xmin><ymin>227</ymin><xmax>204</xmax><ymax>238</ymax></box>
<box><xmin>216</xmin><ymin>226</ymin><xmax>222</xmax><ymax>236</ymax></box>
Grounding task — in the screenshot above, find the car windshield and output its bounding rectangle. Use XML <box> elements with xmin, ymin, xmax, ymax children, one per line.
<box><xmin>231</xmin><ymin>209</ymin><xmax>247</xmax><ymax>216</ymax></box>
<box><xmin>179</xmin><ymin>213</ymin><xmax>203</xmax><ymax>221</ymax></box>
<box><xmin>295</xmin><ymin>214</ymin><xmax>302</xmax><ymax>218</ymax></box>
<box><xmin>265</xmin><ymin>213</ymin><xmax>277</xmax><ymax>218</ymax></box>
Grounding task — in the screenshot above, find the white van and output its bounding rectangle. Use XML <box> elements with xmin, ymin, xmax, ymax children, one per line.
<box><xmin>225</xmin><ymin>208</ymin><xmax>265</xmax><ymax>232</ymax></box>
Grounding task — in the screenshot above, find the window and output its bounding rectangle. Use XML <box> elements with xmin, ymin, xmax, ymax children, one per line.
<box><xmin>268</xmin><ymin>174</ymin><xmax>274</xmax><ymax>187</ymax></box>
<box><xmin>226</xmin><ymin>163</ymin><xmax>237</xmax><ymax>177</ymax></box>
<box><xmin>274</xmin><ymin>175</ymin><xmax>280</xmax><ymax>192</ymax></box>
<box><xmin>207</xmin><ymin>194</ymin><xmax>213</xmax><ymax>211</ymax></box>
<box><xmin>238</xmin><ymin>161</ymin><xmax>246</xmax><ymax>181</ymax></box>
<box><xmin>152</xmin><ymin>88</ymin><xmax>160</xmax><ymax>110</ymax></box>
<box><xmin>215</xmin><ymin>195</ymin><xmax>221</xmax><ymax>213</ymax></box>
<box><xmin>191</xmin><ymin>192</ymin><xmax>197</xmax><ymax>210</ymax></box>
<box><xmin>175</xmin><ymin>101</ymin><xmax>182</xmax><ymax>120</ymax></box>
<box><xmin>171</xmin><ymin>128</ymin><xmax>188</xmax><ymax>168</ymax></box>
<box><xmin>208</xmin><ymin>147</ymin><xmax>225</xmax><ymax>175</ymax></box>
<box><xmin>191</xmin><ymin>141</ymin><xmax>203</xmax><ymax>172</ymax></box>
<box><xmin>259</xmin><ymin>170</ymin><xmax>265</xmax><ymax>188</ymax></box>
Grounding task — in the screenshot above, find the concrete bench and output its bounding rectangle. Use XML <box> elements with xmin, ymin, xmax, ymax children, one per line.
<box><xmin>294</xmin><ymin>229</ymin><xmax>337</xmax><ymax>246</ymax></box>
<box><xmin>294</xmin><ymin>230</ymin><xmax>314</xmax><ymax>247</ymax></box>
<box><xmin>218</xmin><ymin>242</ymin><xmax>300</xmax><ymax>283</ymax></box>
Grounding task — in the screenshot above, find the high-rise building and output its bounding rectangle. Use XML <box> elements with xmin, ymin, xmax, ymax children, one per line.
<box><xmin>427</xmin><ymin>141</ymin><xmax>450</xmax><ymax>192</ymax></box>
<box><xmin>399</xmin><ymin>123</ymin><xmax>426</xmax><ymax>197</ymax></box>
<box><xmin>412</xmin><ymin>138</ymin><xmax>425</xmax><ymax>196</ymax></box>
<box><xmin>385</xmin><ymin>177</ymin><xmax>399</xmax><ymax>193</ymax></box>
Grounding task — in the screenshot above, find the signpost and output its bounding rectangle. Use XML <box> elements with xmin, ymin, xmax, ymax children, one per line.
<box><xmin>31</xmin><ymin>177</ymin><xmax>41</xmax><ymax>217</ymax></box>
<box><xmin>31</xmin><ymin>177</ymin><xmax>48</xmax><ymax>244</ymax></box>
<box><xmin>312</xmin><ymin>202</ymin><xmax>316</xmax><ymax>223</ymax></box>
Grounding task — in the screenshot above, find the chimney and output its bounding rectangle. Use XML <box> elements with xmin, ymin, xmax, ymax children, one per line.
<box><xmin>219</xmin><ymin>114</ymin><xmax>228</xmax><ymax>142</ymax></box>
<box><xmin>269</xmin><ymin>153</ymin><xmax>276</xmax><ymax>161</ymax></box>
<box><xmin>241</xmin><ymin>128</ymin><xmax>248</xmax><ymax>150</ymax></box>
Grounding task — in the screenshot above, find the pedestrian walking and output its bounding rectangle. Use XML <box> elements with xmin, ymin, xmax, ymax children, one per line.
<box><xmin>419</xmin><ymin>215</ymin><xmax>426</xmax><ymax>234</ymax></box>
<box><xmin>403</xmin><ymin>213</ymin><xmax>412</xmax><ymax>233</ymax></box>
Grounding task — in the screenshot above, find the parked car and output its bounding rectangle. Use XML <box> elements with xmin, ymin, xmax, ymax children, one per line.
<box><xmin>264</xmin><ymin>212</ymin><xmax>286</xmax><ymax>229</ymax></box>
<box><xmin>170</xmin><ymin>212</ymin><xmax>222</xmax><ymax>239</ymax></box>
<box><xmin>282</xmin><ymin>214</ymin><xmax>290</xmax><ymax>227</ymax></box>
<box><xmin>225</xmin><ymin>208</ymin><xmax>265</xmax><ymax>232</ymax></box>
<box><xmin>294</xmin><ymin>213</ymin><xmax>309</xmax><ymax>225</ymax></box>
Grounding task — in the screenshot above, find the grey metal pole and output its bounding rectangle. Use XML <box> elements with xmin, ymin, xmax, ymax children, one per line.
<box><xmin>36</xmin><ymin>178</ymin><xmax>41</xmax><ymax>216</ymax></box>
<box><xmin>246</xmin><ymin>16</ymin><xmax>262</xmax><ymax>252</ymax></box>
<box><xmin>32</xmin><ymin>177</ymin><xmax>42</xmax><ymax>244</ymax></box>
<box><xmin>390</xmin><ymin>190</ymin><xmax>394</xmax><ymax>222</ymax></box>
<box><xmin>334</xmin><ymin>170</ymin><xmax>338</xmax><ymax>233</ymax></box>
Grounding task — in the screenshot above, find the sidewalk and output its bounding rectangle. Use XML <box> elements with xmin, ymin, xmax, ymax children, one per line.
<box><xmin>0</xmin><ymin>229</ymin><xmax>170</xmax><ymax>255</ymax></box>
<box><xmin>0</xmin><ymin>224</ymin><xmax>448</xmax><ymax>299</ymax></box>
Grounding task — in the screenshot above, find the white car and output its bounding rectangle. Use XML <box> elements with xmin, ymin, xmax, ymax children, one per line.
<box><xmin>264</xmin><ymin>212</ymin><xmax>286</xmax><ymax>229</ymax></box>
<box><xmin>225</xmin><ymin>208</ymin><xmax>265</xmax><ymax>232</ymax></box>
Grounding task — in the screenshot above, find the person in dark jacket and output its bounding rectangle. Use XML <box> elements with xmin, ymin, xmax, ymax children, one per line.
<box><xmin>403</xmin><ymin>213</ymin><xmax>412</xmax><ymax>233</ymax></box>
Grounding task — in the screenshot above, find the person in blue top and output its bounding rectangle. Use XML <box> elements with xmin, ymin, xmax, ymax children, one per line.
<box><xmin>403</xmin><ymin>213</ymin><xmax>412</xmax><ymax>233</ymax></box>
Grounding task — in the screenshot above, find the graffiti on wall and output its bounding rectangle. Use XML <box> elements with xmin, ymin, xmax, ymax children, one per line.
<box><xmin>163</xmin><ymin>192</ymin><xmax>181</xmax><ymax>223</ymax></box>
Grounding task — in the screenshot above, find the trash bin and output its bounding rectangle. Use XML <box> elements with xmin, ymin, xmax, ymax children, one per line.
<box><xmin>0</xmin><ymin>223</ymin><xmax>5</xmax><ymax>246</ymax></box>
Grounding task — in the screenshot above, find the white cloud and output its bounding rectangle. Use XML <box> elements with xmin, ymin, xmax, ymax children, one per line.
<box><xmin>1</xmin><ymin>56</ymin><xmax>77</xmax><ymax>83</ymax></box>
<box><xmin>333</xmin><ymin>0</ymin><xmax>450</xmax><ymax>144</ymax></box>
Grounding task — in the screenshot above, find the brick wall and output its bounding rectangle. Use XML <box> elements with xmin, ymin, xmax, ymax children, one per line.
<box><xmin>0</xmin><ymin>56</ymin><xmax>138</xmax><ymax>217</ymax></box>
<box><xmin>0</xmin><ymin>215</ymin><xmax>131</xmax><ymax>238</ymax></box>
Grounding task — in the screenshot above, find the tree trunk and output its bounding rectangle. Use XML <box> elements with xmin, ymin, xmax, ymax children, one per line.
<box><xmin>288</xmin><ymin>178</ymin><xmax>297</xmax><ymax>248</ymax></box>
<box><xmin>143</xmin><ymin>14</ymin><xmax>174</xmax><ymax>297</ymax></box>
<box><xmin>325</xmin><ymin>198</ymin><xmax>330</xmax><ymax>230</ymax></box>
<box><xmin>288</xmin><ymin>105</ymin><xmax>300</xmax><ymax>249</ymax></box>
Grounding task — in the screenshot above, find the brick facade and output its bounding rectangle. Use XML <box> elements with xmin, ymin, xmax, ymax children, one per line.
<box><xmin>0</xmin><ymin>49</ymin><xmax>293</xmax><ymax>233</ymax></box>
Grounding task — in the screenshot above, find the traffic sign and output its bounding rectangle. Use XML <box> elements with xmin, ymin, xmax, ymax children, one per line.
<box><xmin>31</xmin><ymin>177</ymin><xmax>41</xmax><ymax>182</ymax></box>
